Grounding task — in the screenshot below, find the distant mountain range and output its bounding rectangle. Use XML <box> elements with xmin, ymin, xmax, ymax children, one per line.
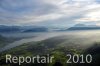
<box><xmin>0</xmin><ymin>25</ymin><xmax>21</xmax><ymax>32</ymax></box>
<box><xmin>0</xmin><ymin>25</ymin><xmax>48</xmax><ymax>33</ymax></box>
<box><xmin>23</xmin><ymin>27</ymin><xmax>48</xmax><ymax>32</ymax></box>
<box><xmin>67</xmin><ymin>24</ymin><xmax>100</xmax><ymax>30</ymax></box>
<box><xmin>0</xmin><ymin>24</ymin><xmax>100</xmax><ymax>33</ymax></box>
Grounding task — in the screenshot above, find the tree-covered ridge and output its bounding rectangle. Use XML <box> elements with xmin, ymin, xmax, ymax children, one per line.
<box><xmin>0</xmin><ymin>36</ymin><xmax>100</xmax><ymax>66</ymax></box>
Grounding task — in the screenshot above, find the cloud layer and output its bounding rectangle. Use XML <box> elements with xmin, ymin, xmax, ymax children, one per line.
<box><xmin>0</xmin><ymin>0</ymin><xmax>100</xmax><ymax>27</ymax></box>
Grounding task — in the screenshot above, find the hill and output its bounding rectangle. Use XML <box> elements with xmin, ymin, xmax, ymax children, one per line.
<box><xmin>67</xmin><ymin>24</ymin><xmax>100</xmax><ymax>30</ymax></box>
<box><xmin>23</xmin><ymin>27</ymin><xmax>48</xmax><ymax>32</ymax></box>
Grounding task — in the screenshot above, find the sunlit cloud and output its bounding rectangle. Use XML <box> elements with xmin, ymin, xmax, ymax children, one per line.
<box><xmin>75</xmin><ymin>5</ymin><xmax>100</xmax><ymax>26</ymax></box>
<box><xmin>0</xmin><ymin>0</ymin><xmax>100</xmax><ymax>26</ymax></box>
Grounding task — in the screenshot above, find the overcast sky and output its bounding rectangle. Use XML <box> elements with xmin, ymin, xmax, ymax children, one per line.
<box><xmin>0</xmin><ymin>0</ymin><xmax>100</xmax><ymax>27</ymax></box>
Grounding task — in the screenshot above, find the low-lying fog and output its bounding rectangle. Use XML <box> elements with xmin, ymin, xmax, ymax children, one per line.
<box><xmin>0</xmin><ymin>30</ymin><xmax>100</xmax><ymax>52</ymax></box>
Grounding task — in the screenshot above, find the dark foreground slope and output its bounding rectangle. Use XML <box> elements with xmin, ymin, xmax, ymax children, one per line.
<box><xmin>0</xmin><ymin>36</ymin><xmax>100</xmax><ymax>66</ymax></box>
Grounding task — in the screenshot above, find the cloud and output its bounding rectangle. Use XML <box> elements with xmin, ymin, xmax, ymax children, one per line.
<box><xmin>0</xmin><ymin>0</ymin><xmax>100</xmax><ymax>26</ymax></box>
<box><xmin>75</xmin><ymin>3</ymin><xmax>100</xmax><ymax>26</ymax></box>
<box><xmin>76</xmin><ymin>10</ymin><xmax>100</xmax><ymax>22</ymax></box>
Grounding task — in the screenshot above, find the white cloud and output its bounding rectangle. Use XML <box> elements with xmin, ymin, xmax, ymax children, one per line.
<box><xmin>0</xmin><ymin>0</ymin><xmax>100</xmax><ymax>26</ymax></box>
<box><xmin>75</xmin><ymin>3</ymin><xmax>100</xmax><ymax>26</ymax></box>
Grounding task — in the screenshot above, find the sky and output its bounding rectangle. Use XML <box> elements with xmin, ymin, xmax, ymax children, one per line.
<box><xmin>0</xmin><ymin>0</ymin><xmax>100</xmax><ymax>27</ymax></box>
